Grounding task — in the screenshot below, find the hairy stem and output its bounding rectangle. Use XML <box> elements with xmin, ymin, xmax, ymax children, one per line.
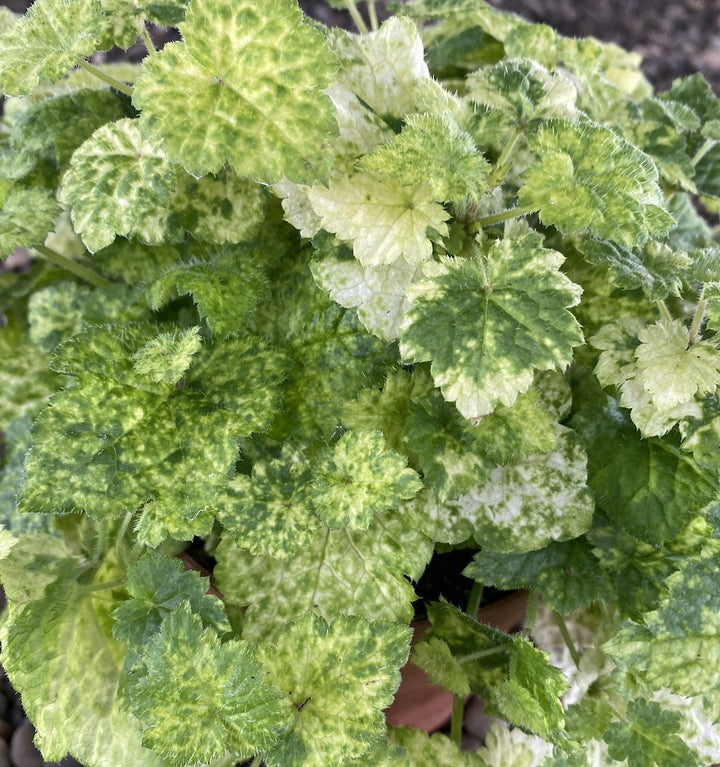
<box><xmin>467</xmin><ymin>581</ymin><xmax>484</xmax><ymax>619</ymax></box>
<box><xmin>344</xmin><ymin>0</ymin><xmax>369</xmax><ymax>34</ymax></box>
<box><xmin>77</xmin><ymin>60</ymin><xmax>134</xmax><ymax>97</ymax></box>
<box><xmin>249</xmin><ymin>755</ymin><xmax>263</xmax><ymax>767</ymax></box>
<box><xmin>656</xmin><ymin>299</ymin><xmax>673</xmax><ymax>323</ymax></box>
<box><xmin>476</xmin><ymin>204</ymin><xmax>536</xmax><ymax>228</ymax></box>
<box><xmin>367</xmin><ymin>0</ymin><xmax>379</xmax><ymax>31</ymax></box>
<box><xmin>487</xmin><ymin>127</ymin><xmax>524</xmax><ymax>188</ymax></box>
<box><xmin>691</xmin><ymin>137</ymin><xmax>716</xmax><ymax>167</ymax></box>
<box><xmin>523</xmin><ymin>590</ymin><xmax>539</xmax><ymax>638</ymax></box>
<box><xmin>141</xmin><ymin>24</ymin><xmax>157</xmax><ymax>55</ymax></box>
<box><xmin>554</xmin><ymin>611</ymin><xmax>581</xmax><ymax>668</ymax></box>
<box><xmin>33</xmin><ymin>244</ymin><xmax>112</xmax><ymax>289</ymax></box>
<box><xmin>689</xmin><ymin>283</ymin><xmax>707</xmax><ymax>344</ymax></box>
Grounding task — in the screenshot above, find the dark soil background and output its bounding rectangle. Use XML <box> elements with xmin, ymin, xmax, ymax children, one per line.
<box><xmin>1</xmin><ymin>0</ymin><xmax>720</xmax><ymax>765</ymax></box>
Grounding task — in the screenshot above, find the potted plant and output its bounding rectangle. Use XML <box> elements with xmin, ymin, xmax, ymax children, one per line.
<box><xmin>1</xmin><ymin>0</ymin><xmax>720</xmax><ymax>764</ymax></box>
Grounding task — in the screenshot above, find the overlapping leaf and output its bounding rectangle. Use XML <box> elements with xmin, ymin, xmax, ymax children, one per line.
<box><xmin>133</xmin><ymin>0</ymin><xmax>338</xmax><ymax>182</ymax></box>
<box><xmin>519</xmin><ymin>120</ymin><xmax>674</xmax><ymax>247</ymax></box>
<box><xmin>0</xmin><ymin>186</ymin><xmax>60</xmax><ymax>257</ymax></box>
<box><xmin>359</xmin><ymin>113</ymin><xmax>490</xmax><ymax>201</ymax></box>
<box><xmin>19</xmin><ymin>325</ymin><xmax>287</xmax><ymax>545</ymax></box>
<box><xmin>0</xmin><ymin>0</ymin><xmax>109</xmax><ymax>95</ymax></box>
<box><xmin>215</xmin><ymin>504</ymin><xmax>433</xmax><ymax>643</ymax></box>
<box><xmin>60</xmin><ymin>117</ymin><xmax>178</xmax><ymax>252</ymax></box>
<box><xmin>413</xmin><ymin>600</ymin><xmax>567</xmax><ymax>740</ymax></box>
<box><xmin>307</xmin><ymin>172</ymin><xmax>449</xmax><ymax>268</ymax></box>
<box><xmin>0</xmin><ymin>533</ymin><xmax>165</xmax><ymax>766</ymax></box>
<box><xmin>399</xmin><ymin>233</ymin><xmax>583</xmax><ymax>419</ymax></box>
<box><xmin>126</xmin><ymin>603</ymin><xmax>284</xmax><ymax>765</ymax></box>
<box><xmin>390</xmin><ymin>728</ymin><xmax>488</xmax><ymax>766</ymax></box>
<box><xmin>258</xmin><ymin>613</ymin><xmax>411</xmax><ymax>767</ymax></box>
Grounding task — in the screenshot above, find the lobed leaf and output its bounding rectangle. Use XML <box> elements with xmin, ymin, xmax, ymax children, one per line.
<box><xmin>0</xmin><ymin>186</ymin><xmax>60</xmax><ymax>258</ymax></box>
<box><xmin>390</xmin><ymin>727</ymin><xmax>489</xmax><ymax>766</ymax></box>
<box><xmin>133</xmin><ymin>0</ymin><xmax>338</xmax><ymax>182</ymax></box>
<box><xmin>258</xmin><ymin>613</ymin><xmax>411</xmax><ymax>767</ymax></box>
<box><xmin>399</xmin><ymin>233</ymin><xmax>583</xmax><ymax>419</ymax></box>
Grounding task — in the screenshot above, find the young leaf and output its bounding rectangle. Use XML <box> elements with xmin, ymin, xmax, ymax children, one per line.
<box><xmin>0</xmin><ymin>534</ymin><xmax>164</xmax><ymax>766</ymax></box>
<box><xmin>60</xmin><ymin>117</ymin><xmax>178</xmax><ymax>252</ymax></box>
<box><xmin>390</xmin><ymin>727</ymin><xmax>489</xmax><ymax>766</ymax></box>
<box><xmin>258</xmin><ymin>613</ymin><xmax>411</xmax><ymax>767</ymax></box>
<box><xmin>127</xmin><ymin>603</ymin><xmax>284</xmax><ymax>765</ymax></box>
<box><xmin>131</xmin><ymin>326</ymin><xmax>202</xmax><ymax>384</ymax></box>
<box><xmin>0</xmin><ymin>0</ymin><xmax>109</xmax><ymax>95</ymax></box>
<box><xmin>603</xmin><ymin>698</ymin><xmax>699</xmax><ymax>767</ymax></box>
<box><xmin>0</xmin><ymin>186</ymin><xmax>60</xmax><ymax>258</ymax></box>
<box><xmin>215</xmin><ymin>504</ymin><xmax>433</xmax><ymax>643</ymax></box>
<box><xmin>519</xmin><ymin>121</ymin><xmax>674</xmax><ymax>247</ymax></box>
<box><xmin>133</xmin><ymin>0</ymin><xmax>338</xmax><ymax>182</ymax></box>
<box><xmin>399</xmin><ymin>233</ymin><xmax>583</xmax><ymax>419</ymax></box>
<box><xmin>311</xmin><ymin>429</ymin><xmax>422</xmax><ymax>530</ymax></box>
<box><xmin>358</xmin><ymin>113</ymin><xmax>491</xmax><ymax>202</ymax></box>
<box><xmin>307</xmin><ymin>172</ymin><xmax>450</xmax><ymax>268</ymax></box>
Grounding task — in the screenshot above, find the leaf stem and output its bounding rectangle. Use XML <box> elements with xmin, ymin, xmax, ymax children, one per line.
<box><xmin>367</xmin><ymin>0</ymin><xmax>379</xmax><ymax>31</ymax></box>
<box><xmin>656</xmin><ymin>299</ymin><xmax>673</xmax><ymax>323</ymax></box>
<box><xmin>249</xmin><ymin>755</ymin><xmax>263</xmax><ymax>767</ymax></box>
<box><xmin>553</xmin><ymin>611</ymin><xmax>581</xmax><ymax>668</ymax></box>
<box><xmin>450</xmin><ymin>696</ymin><xmax>464</xmax><ymax>747</ymax></box>
<box><xmin>33</xmin><ymin>244</ymin><xmax>112</xmax><ymax>289</ymax></box>
<box><xmin>344</xmin><ymin>0</ymin><xmax>369</xmax><ymax>34</ymax></box>
<box><xmin>115</xmin><ymin>512</ymin><xmax>135</xmax><ymax>568</ymax></box>
<box><xmin>689</xmin><ymin>283</ymin><xmax>707</xmax><ymax>344</ymax></box>
<box><xmin>691</xmin><ymin>137</ymin><xmax>716</xmax><ymax>167</ymax></box>
<box><xmin>523</xmin><ymin>590</ymin><xmax>539</xmax><ymax>638</ymax></box>
<box><xmin>475</xmin><ymin>204</ymin><xmax>536</xmax><ymax>228</ymax></box>
<box><xmin>467</xmin><ymin>581</ymin><xmax>484</xmax><ymax>618</ymax></box>
<box><xmin>141</xmin><ymin>24</ymin><xmax>157</xmax><ymax>55</ymax></box>
<box><xmin>487</xmin><ymin>127</ymin><xmax>524</xmax><ymax>188</ymax></box>
<box><xmin>76</xmin><ymin>60</ymin><xmax>134</xmax><ymax>97</ymax></box>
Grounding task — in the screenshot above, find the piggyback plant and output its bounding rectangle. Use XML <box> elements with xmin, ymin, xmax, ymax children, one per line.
<box><xmin>2</xmin><ymin>0</ymin><xmax>720</xmax><ymax>764</ymax></box>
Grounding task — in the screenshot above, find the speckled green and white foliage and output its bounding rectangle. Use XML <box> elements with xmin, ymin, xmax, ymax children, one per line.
<box><xmin>4</xmin><ymin>0</ymin><xmax>720</xmax><ymax>764</ymax></box>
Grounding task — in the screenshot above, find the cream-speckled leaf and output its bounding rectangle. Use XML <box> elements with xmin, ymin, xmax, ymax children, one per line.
<box><xmin>216</xmin><ymin>446</ymin><xmax>320</xmax><ymax>559</ymax></box>
<box><xmin>18</xmin><ymin>325</ymin><xmax>281</xmax><ymax>545</ymax></box>
<box><xmin>127</xmin><ymin>603</ymin><xmax>284</xmax><ymax>766</ymax></box>
<box><xmin>399</xmin><ymin>234</ymin><xmax>583</xmax><ymax>419</ymax></box>
<box><xmin>61</xmin><ymin>118</ymin><xmax>178</xmax><ymax>252</ymax></box>
<box><xmin>259</xmin><ymin>613</ymin><xmax>411</xmax><ymax>767</ymax></box>
<box><xmin>329</xmin><ymin>17</ymin><xmax>430</xmax><ymax>119</ymax></box>
<box><xmin>359</xmin><ymin>113</ymin><xmax>490</xmax><ymax>201</ymax></box>
<box><xmin>308</xmin><ymin>173</ymin><xmax>449</xmax><ymax>268</ymax></box>
<box><xmin>451</xmin><ymin>427</ymin><xmax>593</xmax><ymax>553</ymax></box>
<box><xmin>390</xmin><ymin>727</ymin><xmax>488</xmax><ymax>766</ymax></box>
<box><xmin>133</xmin><ymin>0</ymin><xmax>337</xmax><ymax>182</ymax></box>
<box><xmin>0</xmin><ymin>536</ymin><xmax>165</xmax><ymax>766</ymax></box>
<box><xmin>171</xmin><ymin>170</ymin><xmax>267</xmax><ymax>245</ymax></box>
<box><xmin>467</xmin><ymin>58</ymin><xmax>577</xmax><ymax>124</ymax></box>
<box><xmin>312</xmin><ymin>430</ymin><xmax>422</xmax><ymax>530</ymax></box>
<box><xmin>519</xmin><ymin>120</ymin><xmax>674</xmax><ymax>247</ymax></box>
<box><xmin>0</xmin><ymin>186</ymin><xmax>60</xmax><ymax>258</ymax></box>
<box><xmin>311</xmin><ymin>246</ymin><xmax>422</xmax><ymax>341</ymax></box>
<box><xmin>215</xmin><ymin>504</ymin><xmax>433</xmax><ymax>643</ymax></box>
<box><xmin>274</xmin><ymin>178</ymin><xmax>323</xmax><ymax>239</ymax></box>
<box><xmin>0</xmin><ymin>0</ymin><xmax>108</xmax><ymax>95</ymax></box>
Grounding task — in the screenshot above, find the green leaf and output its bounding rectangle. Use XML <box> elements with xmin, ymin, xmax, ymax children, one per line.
<box><xmin>519</xmin><ymin>121</ymin><xmax>674</xmax><ymax>247</ymax></box>
<box><xmin>19</xmin><ymin>325</ymin><xmax>283</xmax><ymax>545</ymax></box>
<box><xmin>147</xmin><ymin>247</ymin><xmax>270</xmax><ymax>338</ymax></box>
<box><xmin>312</xmin><ymin>430</ymin><xmax>422</xmax><ymax>530</ymax></box>
<box><xmin>359</xmin><ymin>113</ymin><xmax>490</xmax><ymax>201</ymax></box>
<box><xmin>0</xmin><ymin>186</ymin><xmax>60</xmax><ymax>258</ymax></box>
<box><xmin>131</xmin><ymin>326</ymin><xmax>202</xmax><ymax>384</ymax></box>
<box><xmin>329</xmin><ymin>17</ymin><xmax>430</xmax><ymax>120</ymax></box>
<box><xmin>60</xmin><ymin>117</ymin><xmax>178</xmax><ymax>252</ymax></box>
<box><xmin>464</xmin><ymin>538</ymin><xmax>612</xmax><ymax>616</ymax></box>
<box><xmin>112</xmin><ymin>552</ymin><xmax>229</xmax><ymax>662</ymax></box>
<box><xmin>127</xmin><ymin>603</ymin><xmax>284</xmax><ymax>765</ymax></box>
<box><xmin>0</xmin><ymin>534</ymin><xmax>165</xmax><ymax>766</ymax></box>
<box><xmin>399</xmin><ymin>233</ymin><xmax>583</xmax><ymax>419</ymax></box>
<box><xmin>215</xmin><ymin>504</ymin><xmax>433</xmax><ymax>643</ymax></box>
<box><xmin>466</xmin><ymin>59</ymin><xmax>578</xmax><ymax>124</ymax></box>
<box><xmin>216</xmin><ymin>445</ymin><xmax>321</xmax><ymax>559</ymax></box>
<box><xmin>307</xmin><ymin>172</ymin><xmax>450</xmax><ymax>268</ymax></box>
<box><xmin>572</xmin><ymin>395</ymin><xmax>718</xmax><ymax>543</ymax></box>
<box><xmin>680</xmin><ymin>394</ymin><xmax>720</xmax><ymax>470</ymax></box>
<box><xmin>390</xmin><ymin>727</ymin><xmax>489</xmax><ymax>766</ymax></box>
<box><xmin>451</xmin><ymin>427</ymin><xmax>594</xmax><ymax>553</ymax></box>
<box><xmin>603</xmin><ymin>698</ymin><xmax>699</xmax><ymax>767</ymax></box>
<box><xmin>414</xmin><ymin>600</ymin><xmax>567</xmax><ymax>740</ymax></box>
<box><xmin>0</xmin><ymin>0</ymin><xmax>108</xmax><ymax>95</ymax></box>
<box><xmin>258</xmin><ymin>613</ymin><xmax>411</xmax><ymax>767</ymax></box>
<box><xmin>10</xmin><ymin>89</ymin><xmax>133</xmax><ymax>165</ymax></box>
<box><xmin>133</xmin><ymin>0</ymin><xmax>338</xmax><ymax>182</ymax></box>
